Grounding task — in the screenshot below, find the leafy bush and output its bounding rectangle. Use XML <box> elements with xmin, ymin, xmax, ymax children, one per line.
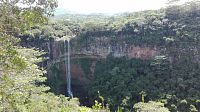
<box><xmin>133</xmin><ymin>101</ymin><xmax>170</xmax><ymax>112</ymax></box>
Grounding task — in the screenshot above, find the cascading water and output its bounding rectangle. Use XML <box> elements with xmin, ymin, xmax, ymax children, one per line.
<box><xmin>64</xmin><ymin>39</ymin><xmax>73</xmax><ymax>98</ymax></box>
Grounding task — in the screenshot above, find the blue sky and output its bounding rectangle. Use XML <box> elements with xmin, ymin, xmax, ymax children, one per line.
<box><xmin>57</xmin><ymin>0</ymin><xmax>193</xmax><ymax>14</ymax></box>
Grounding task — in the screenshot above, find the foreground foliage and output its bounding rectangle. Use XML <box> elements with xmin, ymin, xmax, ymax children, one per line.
<box><xmin>3</xmin><ymin>0</ymin><xmax>200</xmax><ymax>112</ymax></box>
<box><xmin>0</xmin><ymin>0</ymin><xmax>95</xmax><ymax>111</ymax></box>
<box><xmin>133</xmin><ymin>101</ymin><xmax>170</xmax><ymax>112</ymax></box>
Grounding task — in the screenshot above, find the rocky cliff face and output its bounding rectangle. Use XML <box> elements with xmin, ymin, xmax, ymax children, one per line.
<box><xmin>47</xmin><ymin>36</ymin><xmax>159</xmax><ymax>94</ymax></box>
<box><xmin>74</xmin><ymin>44</ymin><xmax>158</xmax><ymax>59</ymax></box>
<box><xmin>50</xmin><ymin>36</ymin><xmax>159</xmax><ymax>60</ymax></box>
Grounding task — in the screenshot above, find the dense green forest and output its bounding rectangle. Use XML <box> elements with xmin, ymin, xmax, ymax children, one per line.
<box><xmin>1</xmin><ymin>0</ymin><xmax>200</xmax><ymax>112</ymax></box>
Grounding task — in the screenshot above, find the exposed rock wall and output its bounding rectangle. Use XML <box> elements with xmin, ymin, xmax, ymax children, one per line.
<box><xmin>50</xmin><ymin>37</ymin><xmax>159</xmax><ymax>60</ymax></box>
<box><xmin>47</xmin><ymin>36</ymin><xmax>159</xmax><ymax>96</ymax></box>
<box><xmin>74</xmin><ymin>44</ymin><xmax>158</xmax><ymax>59</ymax></box>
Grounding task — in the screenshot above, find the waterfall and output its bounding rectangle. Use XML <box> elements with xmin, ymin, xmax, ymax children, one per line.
<box><xmin>47</xmin><ymin>41</ymin><xmax>51</xmax><ymax>66</ymax></box>
<box><xmin>64</xmin><ymin>39</ymin><xmax>73</xmax><ymax>98</ymax></box>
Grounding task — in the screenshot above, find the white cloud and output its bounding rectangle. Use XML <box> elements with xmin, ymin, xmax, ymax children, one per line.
<box><xmin>57</xmin><ymin>0</ymin><xmax>193</xmax><ymax>14</ymax></box>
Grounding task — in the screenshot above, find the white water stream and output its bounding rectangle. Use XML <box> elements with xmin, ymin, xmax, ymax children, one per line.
<box><xmin>64</xmin><ymin>39</ymin><xmax>73</xmax><ymax>98</ymax></box>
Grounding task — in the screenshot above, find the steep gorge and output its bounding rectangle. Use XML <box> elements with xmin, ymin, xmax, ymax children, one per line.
<box><xmin>19</xmin><ymin>2</ymin><xmax>200</xmax><ymax>110</ymax></box>
<box><xmin>46</xmin><ymin>36</ymin><xmax>159</xmax><ymax>96</ymax></box>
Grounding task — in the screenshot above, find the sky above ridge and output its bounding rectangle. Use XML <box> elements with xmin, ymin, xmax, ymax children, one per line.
<box><xmin>57</xmin><ymin>0</ymin><xmax>193</xmax><ymax>14</ymax></box>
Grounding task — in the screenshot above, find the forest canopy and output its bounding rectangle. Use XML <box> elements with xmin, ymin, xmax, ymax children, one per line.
<box><xmin>1</xmin><ymin>0</ymin><xmax>200</xmax><ymax>112</ymax></box>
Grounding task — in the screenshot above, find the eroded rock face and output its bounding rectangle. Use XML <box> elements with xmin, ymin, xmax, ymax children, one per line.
<box><xmin>49</xmin><ymin>37</ymin><xmax>158</xmax><ymax>82</ymax></box>
<box><xmin>76</xmin><ymin>44</ymin><xmax>158</xmax><ymax>59</ymax></box>
<box><xmin>71</xmin><ymin>64</ymin><xmax>91</xmax><ymax>85</ymax></box>
<box><xmin>48</xmin><ymin>37</ymin><xmax>159</xmax><ymax>96</ymax></box>
<box><xmin>127</xmin><ymin>46</ymin><xmax>157</xmax><ymax>59</ymax></box>
<box><xmin>50</xmin><ymin>39</ymin><xmax>158</xmax><ymax>60</ymax></box>
<box><xmin>70</xmin><ymin>36</ymin><xmax>159</xmax><ymax>59</ymax></box>
<box><xmin>59</xmin><ymin>63</ymin><xmax>90</xmax><ymax>85</ymax></box>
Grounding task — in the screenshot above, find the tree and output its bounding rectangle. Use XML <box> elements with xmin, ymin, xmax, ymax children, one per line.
<box><xmin>0</xmin><ymin>0</ymin><xmax>57</xmax><ymax>34</ymax></box>
<box><xmin>0</xmin><ymin>0</ymin><xmax>96</xmax><ymax>111</ymax></box>
<box><xmin>0</xmin><ymin>0</ymin><xmax>83</xmax><ymax>111</ymax></box>
<box><xmin>133</xmin><ymin>101</ymin><xmax>170</xmax><ymax>112</ymax></box>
